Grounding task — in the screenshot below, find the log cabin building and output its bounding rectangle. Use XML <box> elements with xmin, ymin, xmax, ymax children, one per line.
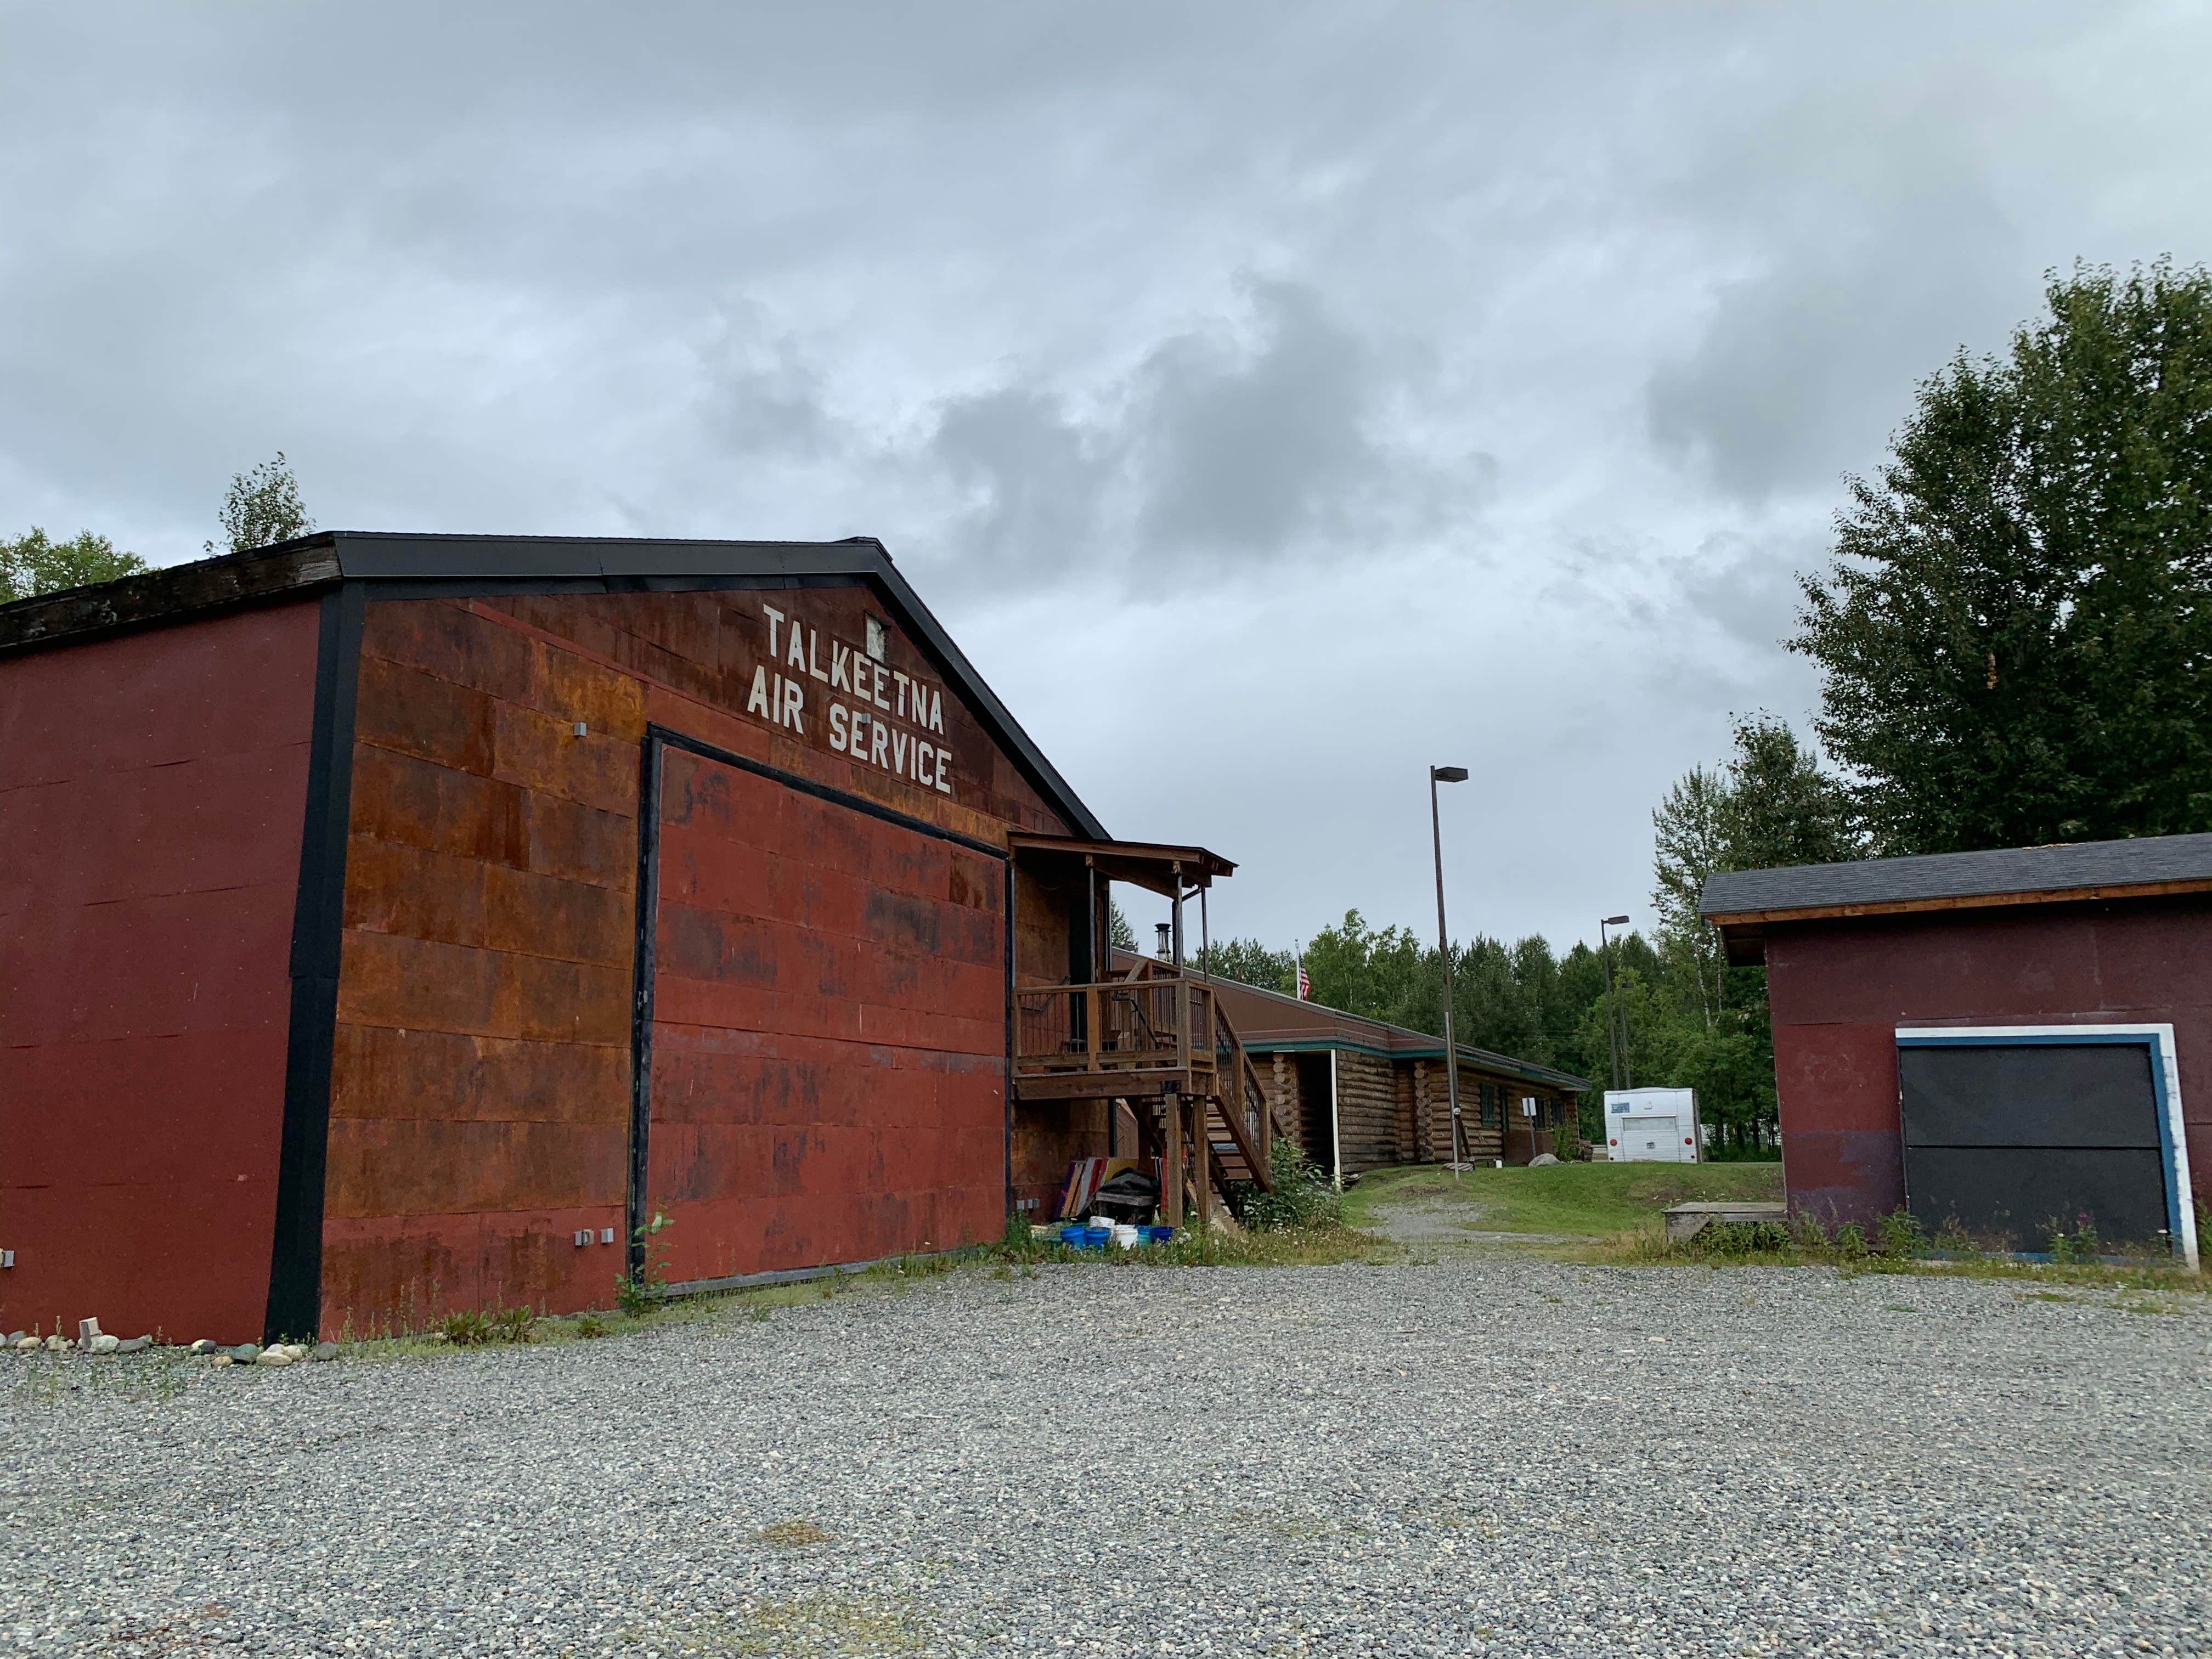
<box><xmin>0</xmin><ymin>533</ymin><xmax>1283</xmax><ymax>1343</ymax></box>
<box><xmin>1195</xmin><ymin>967</ymin><xmax>1589</xmax><ymax>1175</ymax></box>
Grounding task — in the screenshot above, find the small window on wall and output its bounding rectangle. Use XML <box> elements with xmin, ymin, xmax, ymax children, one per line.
<box><xmin>1479</xmin><ymin>1082</ymin><xmax>1498</xmax><ymax>1126</ymax></box>
<box><xmin>865</xmin><ymin>616</ymin><xmax>888</xmax><ymax>662</ymax></box>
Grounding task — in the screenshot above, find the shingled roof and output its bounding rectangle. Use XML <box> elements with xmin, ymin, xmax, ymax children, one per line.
<box><xmin>1700</xmin><ymin>832</ymin><xmax>2212</xmax><ymax>963</ymax></box>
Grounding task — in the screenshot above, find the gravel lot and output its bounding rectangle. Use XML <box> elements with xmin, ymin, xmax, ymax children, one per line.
<box><xmin>5</xmin><ymin>1259</ymin><xmax>2209</xmax><ymax>1658</ymax></box>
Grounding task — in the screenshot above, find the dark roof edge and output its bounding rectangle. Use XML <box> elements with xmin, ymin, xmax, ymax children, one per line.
<box><xmin>0</xmin><ymin>532</ymin><xmax>1107</xmax><ymax>840</ymax></box>
<box><xmin>1700</xmin><ymin>831</ymin><xmax>2212</xmax><ymax>922</ymax></box>
<box><xmin>0</xmin><ymin>537</ymin><xmax>345</xmax><ymax>653</ymax></box>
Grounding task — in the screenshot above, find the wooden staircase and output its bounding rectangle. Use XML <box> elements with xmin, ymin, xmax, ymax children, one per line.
<box><xmin>1124</xmin><ymin>960</ymin><xmax>1295</xmax><ymax>1227</ymax></box>
<box><xmin>1013</xmin><ymin>956</ymin><xmax>1299</xmax><ymax>1230</ymax></box>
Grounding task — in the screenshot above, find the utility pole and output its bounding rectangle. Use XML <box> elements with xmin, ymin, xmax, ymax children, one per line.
<box><xmin>1430</xmin><ymin>766</ymin><xmax>1470</xmax><ymax>1171</ymax></box>
<box><xmin>1600</xmin><ymin>913</ymin><xmax>1631</xmax><ymax>1092</ymax></box>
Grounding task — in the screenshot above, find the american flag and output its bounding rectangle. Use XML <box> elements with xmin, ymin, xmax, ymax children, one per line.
<box><xmin>1295</xmin><ymin>957</ymin><xmax>1311</xmax><ymax>1000</ymax></box>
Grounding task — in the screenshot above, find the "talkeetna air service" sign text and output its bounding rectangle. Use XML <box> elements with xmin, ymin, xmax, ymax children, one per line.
<box><xmin>744</xmin><ymin>601</ymin><xmax>957</xmax><ymax>794</ymax></box>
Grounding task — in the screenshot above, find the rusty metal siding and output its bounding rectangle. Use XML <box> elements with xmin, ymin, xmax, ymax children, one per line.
<box><xmin>644</xmin><ymin>746</ymin><xmax>1007</xmax><ymax>1279</ymax></box>
<box><xmin>321</xmin><ymin>599</ymin><xmax>644</xmax><ymax>1332</ymax></box>
<box><xmin>0</xmin><ymin>602</ymin><xmax>323</xmax><ymax>1342</ymax></box>
<box><xmin>1765</xmin><ymin>898</ymin><xmax>2212</xmax><ymax>1227</ymax></box>
<box><xmin>323</xmin><ymin>590</ymin><xmax>1065</xmax><ymax>1331</ymax></box>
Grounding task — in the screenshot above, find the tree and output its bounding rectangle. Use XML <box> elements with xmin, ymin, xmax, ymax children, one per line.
<box><xmin>1109</xmin><ymin>900</ymin><xmax>1137</xmax><ymax>954</ymax></box>
<box><xmin>1651</xmin><ymin>761</ymin><xmax>1729</xmax><ymax>1028</ymax></box>
<box><xmin>209</xmin><ymin>453</ymin><xmax>315</xmax><ymax>555</ymax></box>
<box><xmin>1196</xmin><ymin>938</ymin><xmax>1294</xmax><ymax>993</ymax></box>
<box><xmin>1794</xmin><ymin>260</ymin><xmax>2212</xmax><ymax>854</ymax></box>
<box><xmin>1640</xmin><ymin>714</ymin><xmax>1858</xmax><ymax>1152</ymax></box>
<box><xmin>1</xmin><ymin>528</ymin><xmax>147</xmax><ymax>603</ymax></box>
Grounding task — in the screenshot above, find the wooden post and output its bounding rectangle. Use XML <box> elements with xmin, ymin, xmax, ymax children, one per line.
<box><xmin>1192</xmin><ymin>1090</ymin><xmax>1212</xmax><ymax>1232</ymax></box>
<box><xmin>1161</xmin><ymin>1087</ymin><xmax>1183</xmax><ymax>1227</ymax></box>
<box><xmin>1085</xmin><ymin>985</ymin><xmax>1099</xmax><ymax>1069</ymax></box>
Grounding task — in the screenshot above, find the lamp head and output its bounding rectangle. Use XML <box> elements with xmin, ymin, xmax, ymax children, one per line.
<box><xmin>1431</xmin><ymin>765</ymin><xmax>1470</xmax><ymax>783</ymax></box>
<box><xmin>1602</xmin><ymin>914</ymin><xmax>1630</xmax><ymax>927</ymax></box>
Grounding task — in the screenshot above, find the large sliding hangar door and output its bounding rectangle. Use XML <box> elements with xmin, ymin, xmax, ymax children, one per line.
<box><xmin>634</xmin><ymin>729</ymin><xmax>1011</xmax><ymax>1288</ymax></box>
<box><xmin>1897</xmin><ymin>1028</ymin><xmax>2195</xmax><ymax>1258</ymax></box>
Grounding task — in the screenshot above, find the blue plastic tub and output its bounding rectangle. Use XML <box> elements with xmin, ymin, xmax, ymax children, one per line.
<box><xmin>1082</xmin><ymin>1226</ymin><xmax>1113</xmax><ymax>1248</ymax></box>
<box><xmin>1143</xmin><ymin>1225</ymin><xmax>1176</xmax><ymax>1245</ymax></box>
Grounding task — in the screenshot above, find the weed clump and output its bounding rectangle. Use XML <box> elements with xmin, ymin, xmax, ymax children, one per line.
<box><xmin>439</xmin><ymin>1305</ymin><xmax>537</xmax><ymax>1346</ymax></box>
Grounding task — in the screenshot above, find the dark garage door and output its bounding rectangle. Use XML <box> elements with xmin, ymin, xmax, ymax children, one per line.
<box><xmin>1898</xmin><ymin>1042</ymin><xmax>2169</xmax><ymax>1248</ymax></box>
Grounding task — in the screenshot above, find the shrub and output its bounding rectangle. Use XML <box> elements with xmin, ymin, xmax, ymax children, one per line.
<box><xmin>1685</xmin><ymin>1219</ymin><xmax>1791</xmax><ymax>1257</ymax></box>
<box><xmin>1231</xmin><ymin>1138</ymin><xmax>1342</xmax><ymax>1231</ymax></box>
<box><xmin>1832</xmin><ymin>1222</ymin><xmax>1871</xmax><ymax>1260</ymax></box>
<box><xmin>1875</xmin><ymin>1210</ymin><xmax>1927</xmax><ymax>1259</ymax></box>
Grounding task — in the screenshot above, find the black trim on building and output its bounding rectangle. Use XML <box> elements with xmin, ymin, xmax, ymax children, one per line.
<box><xmin>626</xmin><ymin>733</ymin><xmax>667</xmax><ymax>1280</ymax></box>
<box><xmin>263</xmin><ymin>583</ymin><xmax>364</xmax><ymax>1342</ymax></box>
<box><xmin>651</xmin><ymin>725</ymin><xmax>1008</xmax><ymax>859</ymax></box>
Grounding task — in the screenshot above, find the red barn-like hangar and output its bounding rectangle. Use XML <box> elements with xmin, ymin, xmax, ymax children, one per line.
<box><xmin>0</xmin><ymin>534</ymin><xmax>1238</xmax><ymax>1342</ymax></box>
<box><xmin>1702</xmin><ymin>835</ymin><xmax>2207</xmax><ymax>1268</ymax></box>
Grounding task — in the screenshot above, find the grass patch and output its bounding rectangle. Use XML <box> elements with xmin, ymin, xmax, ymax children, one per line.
<box><xmin>1344</xmin><ymin>1159</ymin><xmax>1784</xmax><ymax>1238</ymax></box>
<box><xmin>756</xmin><ymin>1519</ymin><xmax>837</xmax><ymax>1549</ymax></box>
<box><xmin>1590</xmin><ymin>1217</ymin><xmax>2209</xmax><ymax>1296</ymax></box>
<box><xmin>991</xmin><ymin>1212</ymin><xmax>1384</xmax><ymax>1270</ymax></box>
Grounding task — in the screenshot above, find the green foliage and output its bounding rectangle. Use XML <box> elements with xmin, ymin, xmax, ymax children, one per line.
<box><xmin>1295</xmin><ymin>909</ymin><xmax>1594</xmax><ymax>1077</ymax></box>
<box><xmin>1109</xmin><ymin>900</ymin><xmax>1137</xmax><ymax>953</ymax></box>
<box><xmin>1795</xmin><ymin>259</ymin><xmax>2212</xmax><ymax>853</ymax></box>
<box><xmin>1232</xmin><ymin>1137</ymin><xmax>1344</xmax><ymax>1230</ymax></box>
<box><xmin>208</xmin><ymin>452</ymin><xmax>314</xmax><ymax>555</ymax></box>
<box><xmin>1875</xmin><ymin>1209</ymin><xmax>1928</xmax><ymax>1259</ymax></box>
<box><xmin>1634</xmin><ymin>714</ymin><xmax>1858</xmax><ymax>1148</ymax></box>
<box><xmin>2046</xmin><ymin>1212</ymin><xmax>2103</xmax><ymax>1262</ymax></box>
<box><xmin>1</xmin><ymin>527</ymin><xmax>148</xmax><ymax>603</ymax></box>
<box><xmin>439</xmin><ymin>1304</ymin><xmax>537</xmax><ymax>1346</ymax></box>
<box><xmin>616</xmin><ymin>1210</ymin><xmax>676</xmax><ymax>1316</ymax></box>
<box><xmin>1197</xmin><ymin>937</ymin><xmax>1295</xmax><ymax>994</ymax></box>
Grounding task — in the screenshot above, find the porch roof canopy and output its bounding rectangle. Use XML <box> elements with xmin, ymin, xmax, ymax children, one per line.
<box><xmin>1007</xmin><ymin>832</ymin><xmax>1236</xmax><ymax>898</ymax></box>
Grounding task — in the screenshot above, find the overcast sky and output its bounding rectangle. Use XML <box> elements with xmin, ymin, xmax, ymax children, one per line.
<box><xmin>5</xmin><ymin>2</ymin><xmax>2208</xmax><ymax>957</ymax></box>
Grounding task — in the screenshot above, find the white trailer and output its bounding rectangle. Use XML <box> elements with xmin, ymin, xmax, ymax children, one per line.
<box><xmin>1604</xmin><ymin>1087</ymin><xmax>1700</xmax><ymax>1163</ymax></box>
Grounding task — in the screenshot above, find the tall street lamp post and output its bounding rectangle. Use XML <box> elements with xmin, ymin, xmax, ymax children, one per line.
<box><xmin>1430</xmin><ymin>766</ymin><xmax>1470</xmax><ymax>1172</ymax></box>
<box><xmin>1599</xmin><ymin>913</ymin><xmax>1632</xmax><ymax>1092</ymax></box>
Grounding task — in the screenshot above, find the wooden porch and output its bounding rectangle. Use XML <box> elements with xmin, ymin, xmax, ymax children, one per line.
<box><xmin>1006</xmin><ymin>833</ymin><xmax>1290</xmax><ymax>1229</ymax></box>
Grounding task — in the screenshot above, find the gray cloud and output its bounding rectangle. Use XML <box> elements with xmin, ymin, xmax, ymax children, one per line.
<box><xmin>3</xmin><ymin>0</ymin><xmax>2207</xmax><ymax>949</ymax></box>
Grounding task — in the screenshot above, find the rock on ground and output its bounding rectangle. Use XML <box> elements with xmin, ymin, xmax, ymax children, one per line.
<box><xmin>2</xmin><ymin>1260</ymin><xmax>2208</xmax><ymax>1657</ymax></box>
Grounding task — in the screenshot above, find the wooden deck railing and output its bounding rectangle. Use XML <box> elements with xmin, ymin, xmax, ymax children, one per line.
<box><xmin>1014</xmin><ymin>976</ymin><xmax>1218</xmax><ymax>1077</ymax></box>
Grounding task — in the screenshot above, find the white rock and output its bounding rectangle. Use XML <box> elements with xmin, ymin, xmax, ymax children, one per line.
<box><xmin>44</xmin><ymin>1335</ymin><xmax>67</xmax><ymax>1352</ymax></box>
<box><xmin>256</xmin><ymin>1348</ymin><xmax>292</xmax><ymax>1367</ymax></box>
<box><xmin>13</xmin><ymin>1336</ymin><xmax>38</xmax><ymax>1352</ymax></box>
<box><xmin>89</xmin><ymin>1333</ymin><xmax>120</xmax><ymax>1353</ymax></box>
<box><xmin>209</xmin><ymin>1354</ymin><xmax>233</xmax><ymax>1368</ymax></box>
